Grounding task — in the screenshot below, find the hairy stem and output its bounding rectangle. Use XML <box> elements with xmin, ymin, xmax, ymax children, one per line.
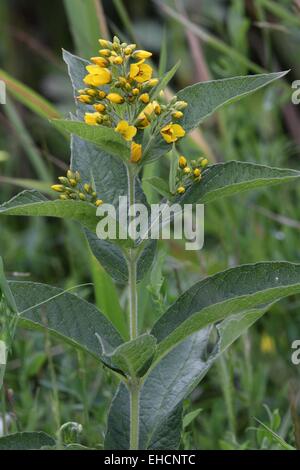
<box><xmin>126</xmin><ymin>163</ymin><xmax>140</xmax><ymax>450</ymax></box>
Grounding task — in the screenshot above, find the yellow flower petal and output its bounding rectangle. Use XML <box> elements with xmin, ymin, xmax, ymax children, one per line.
<box><xmin>133</xmin><ymin>50</ymin><xmax>152</xmax><ymax>60</ymax></box>
<box><xmin>131</xmin><ymin>142</ymin><xmax>142</xmax><ymax>163</ymax></box>
<box><xmin>160</xmin><ymin>123</ymin><xmax>186</xmax><ymax>143</ymax></box>
<box><xmin>84</xmin><ymin>112</ymin><xmax>102</xmax><ymax>125</ymax></box>
<box><xmin>90</xmin><ymin>57</ymin><xmax>109</xmax><ymax>67</ymax></box>
<box><xmin>83</xmin><ymin>67</ymin><xmax>111</xmax><ymax>86</ymax></box>
<box><xmin>129</xmin><ymin>61</ymin><xmax>153</xmax><ymax>83</ymax></box>
<box><xmin>115</xmin><ymin>120</ymin><xmax>137</xmax><ymax>141</ymax></box>
<box><xmin>107</xmin><ymin>93</ymin><xmax>124</xmax><ymax>104</ymax></box>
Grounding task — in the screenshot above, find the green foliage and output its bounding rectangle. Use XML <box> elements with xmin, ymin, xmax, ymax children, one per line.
<box><xmin>0</xmin><ymin>432</ymin><xmax>55</xmax><ymax>450</ymax></box>
<box><xmin>1</xmin><ymin>2</ymin><xmax>299</xmax><ymax>451</ymax></box>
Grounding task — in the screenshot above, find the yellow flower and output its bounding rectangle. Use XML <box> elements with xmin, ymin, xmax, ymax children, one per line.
<box><xmin>86</xmin><ymin>89</ymin><xmax>98</xmax><ymax>97</ymax></box>
<box><xmin>115</xmin><ymin>120</ymin><xmax>137</xmax><ymax>141</ymax></box>
<box><xmin>112</xmin><ymin>56</ymin><xmax>123</xmax><ymax>65</ymax></box>
<box><xmin>99</xmin><ymin>39</ymin><xmax>112</xmax><ymax>48</ymax></box>
<box><xmin>172</xmin><ymin>111</ymin><xmax>183</xmax><ymax>119</ymax></box>
<box><xmin>200</xmin><ymin>158</ymin><xmax>209</xmax><ymax>168</ymax></box>
<box><xmin>139</xmin><ymin>93</ymin><xmax>150</xmax><ymax>104</ymax></box>
<box><xmin>136</xmin><ymin>114</ymin><xmax>150</xmax><ymax>128</ymax></box>
<box><xmin>132</xmin><ymin>50</ymin><xmax>152</xmax><ymax>60</ymax></box>
<box><xmin>91</xmin><ymin>56</ymin><xmax>109</xmax><ymax>67</ymax></box>
<box><xmin>260</xmin><ymin>334</ymin><xmax>275</xmax><ymax>354</ymax></box>
<box><xmin>179</xmin><ymin>156</ymin><xmax>187</xmax><ymax>168</ymax></box>
<box><xmin>77</xmin><ymin>94</ymin><xmax>92</xmax><ymax>104</ymax></box>
<box><xmin>130</xmin><ymin>142</ymin><xmax>142</xmax><ymax>163</ymax></box>
<box><xmin>84</xmin><ymin>66</ymin><xmax>112</xmax><ymax>87</ymax></box>
<box><xmin>177</xmin><ymin>186</ymin><xmax>185</xmax><ymax>194</ymax></box>
<box><xmin>132</xmin><ymin>88</ymin><xmax>140</xmax><ymax>96</ymax></box>
<box><xmin>84</xmin><ymin>112</ymin><xmax>102</xmax><ymax>126</ymax></box>
<box><xmin>193</xmin><ymin>168</ymin><xmax>201</xmax><ymax>177</ymax></box>
<box><xmin>160</xmin><ymin>123</ymin><xmax>186</xmax><ymax>143</ymax></box>
<box><xmin>183</xmin><ymin>167</ymin><xmax>191</xmax><ymax>175</ymax></box>
<box><xmin>148</xmin><ymin>78</ymin><xmax>159</xmax><ymax>87</ymax></box>
<box><xmin>129</xmin><ymin>60</ymin><xmax>153</xmax><ymax>83</ymax></box>
<box><xmin>95</xmin><ymin>199</ymin><xmax>104</xmax><ymax>207</ymax></box>
<box><xmin>99</xmin><ymin>49</ymin><xmax>111</xmax><ymax>57</ymax></box>
<box><xmin>107</xmin><ymin>93</ymin><xmax>125</xmax><ymax>104</ymax></box>
<box><xmin>93</xmin><ymin>103</ymin><xmax>106</xmax><ymax>112</ymax></box>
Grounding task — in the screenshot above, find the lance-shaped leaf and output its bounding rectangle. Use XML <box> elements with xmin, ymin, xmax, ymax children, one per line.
<box><xmin>0</xmin><ymin>190</ymin><xmax>99</xmax><ymax>232</ymax></box>
<box><xmin>103</xmin><ymin>334</ymin><xmax>157</xmax><ymax>378</ymax></box>
<box><xmin>144</xmin><ymin>71</ymin><xmax>288</xmax><ymax>163</ymax></box>
<box><xmin>105</xmin><ymin>305</ymin><xmax>268</xmax><ymax>450</ymax></box>
<box><xmin>151</xmin><ymin>262</ymin><xmax>300</xmax><ymax>362</ymax></box>
<box><xmin>86</xmin><ymin>231</ymin><xmax>156</xmax><ymax>284</ymax></box>
<box><xmin>0</xmin><ymin>432</ymin><xmax>56</xmax><ymax>450</ymax></box>
<box><xmin>178</xmin><ymin>70</ymin><xmax>289</xmax><ymax>132</ymax></box>
<box><xmin>52</xmin><ymin>120</ymin><xmax>130</xmax><ymax>162</ymax></box>
<box><xmin>8</xmin><ymin>281</ymin><xmax>123</xmax><ymax>366</ymax></box>
<box><xmin>177</xmin><ymin>161</ymin><xmax>300</xmax><ymax>204</ymax></box>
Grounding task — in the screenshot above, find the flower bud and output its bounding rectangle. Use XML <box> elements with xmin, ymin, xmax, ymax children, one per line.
<box><xmin>84</xmin><ymin>184</ymin><xmax>93</xmax><ymax>194</ymax></box>
<box><xmin>148</xmin><ymin>78</ymin><xmax>159</xmax><ymax>87</ymax></box>
<box><xmin>51</xmin><ymin>185</ymin><xmax>65</xmax><ymax>193</ymax></box>
<box><xmin>107</xmin><ymin>93</ymin><xmax>125</xmax><ymax>104</ymax></box>
<box><xmin>99</xmin><ymin>49</ymin><xmax>111</xmax><ymax>57</ymax></box>
<box><xmin>177</xmin><ymin>186</ymin><xmax>185</xmax><ymax>194</ymax></box>
<box><xmin>172</xmin><ymin>111</ymin><xmax>183</xmax><ymax>119</ymax></box>
<box><xmin>99</xmin><ymin>39</ymin><xmax>112</xmax><ymax>48</ymax></box>
<box><xmin>140</xmin><ymin>93</ymin><xmax>150</xmax><ymax>104</ymax></box>
<box><xmin>175</xmin><ymin>100</ymin><xmax>188</xmax><ymax>110</ymax></box>
<box><xmin>179</xmin><ymin>156</ymin><xmax>187</xmax><ymax>168</ymax></box>
<box><xmin>132</xmin><ymin>50</ymin><xmax>152</xmax><ymax>60</ymax></box>
<box><xmin>58</xmin><ymin>177</ymin><xmax>69</xmax><ymax>185</ymax></box>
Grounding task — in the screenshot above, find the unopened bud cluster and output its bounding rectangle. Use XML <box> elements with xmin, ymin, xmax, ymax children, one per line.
<box><xmin>176</xmin><ymin>156</ymin><xmax>209</xmax><ymax>194</ymax></box>
<box><xmin>51</xmin><ymin>170</ymin><xmax>103</xmax><ymax>207</ymax></box>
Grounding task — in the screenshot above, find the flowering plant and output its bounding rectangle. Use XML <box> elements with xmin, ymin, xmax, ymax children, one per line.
<box><xmin>1</xmin><ymin>36</ymin><xmax>300</xmax><ymax>450</ymax></box>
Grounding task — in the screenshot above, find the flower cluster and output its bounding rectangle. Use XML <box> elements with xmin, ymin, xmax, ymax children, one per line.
<box><xmin>51</xmin><ymin>170</ymin><xmax>103</xmax><ymax>207</ymax></box>
<box><xmin>176</xmin><ymin>156</ymin><xmax>209</xmax><ymax>194</ymax></box>
<box><xmin>77</xmin><ymin>36</ymin><xmax>188</xmax><ymax>164</ymax></box>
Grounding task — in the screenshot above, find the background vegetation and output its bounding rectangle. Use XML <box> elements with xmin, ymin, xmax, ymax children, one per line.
<box><xmin>1</xmin><ymin>0</ymin><xmax>300</xmax><ymax>449</ymax></box>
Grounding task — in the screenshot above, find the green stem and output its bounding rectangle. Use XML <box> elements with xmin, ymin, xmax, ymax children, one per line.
<box><xmin>126</xmin><ymin>163</ymin><xmax>140</xmax><ymax>450</ymax></box>
<box><xmin>129</xmin><ymin>382</ymin><xmax>140</xmax><ymax>450</ymax></box>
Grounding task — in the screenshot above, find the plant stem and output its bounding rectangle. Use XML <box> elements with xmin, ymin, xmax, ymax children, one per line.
<box><xmin>126</xmin><ymin>163</ymin><xmax>140</xmax><ymax>450</ymax></box>
<box><xmin>128</xmin><ymin>255</ymin><xmax>138</xmax><ymax>340</ymax></box>
<box><xmin>129</xmin><ymin>383</ymin><xmax>140</xmax><ymax>450</ymax></box>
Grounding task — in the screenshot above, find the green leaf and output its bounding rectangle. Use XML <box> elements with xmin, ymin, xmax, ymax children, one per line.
<box><xmin>86</xmin><ymin>231</ymin><xmax>156</xmax><ymax>284</ymax></box>
<box><xmin>105</xmin><ymin>306</ymin><xmax>269</xmax><ymax>450</ymax></box>
<box><xmin>143</xmin><ymin>71</ymin><xmax>288</xmax><ymax>164</ymax></box>
<box><xmin>0</xmin><ymin>257</ymin><xmax>17</xmax><ymax>313</ymax></box>
<box><xmin>254</xmin><ymin>418</ymin><xmax>296</xmax><ymax>450</ymax></box>
<box><xmin>177</xmin><ymin>161</ymin><xmax>300</xmax><ymax>204</ymax></box>
<box><xmin>9</xmin><ymin>281</ymin><xmax>124</xmax><ymax>366</ymax></box>
<box><xmin>52</xmin><ymin>120</ymin><xmax>130</xmax><ymax>162</ymax></box>
<box><xmin>152</xmin><ymin>262</ymin><xmax>300</xmax><ymax>362</ymax></box>
<box><xmin>178</xmin><ymin>70</ymin><xmax>289</xmax><ymax>132</ymax></box>
<box><xmin>143</xmin><ymin>177</ymin><xmax>171</xmax><ymax>199</ymax></box>
<box><xmin>105</xmin><ymin>334</ymin><xmax>157</xmax><ymax>378</ymax></box>
<box><xmin>0</xmin><ymin>432</ymin><xmax>55</xmax><ymax>450</ymax></box>
<box><xmin>63</xmin><ymin>0</ymin><xmax>104</xmax><ymax>58</ymax></box>
<box><xmin>183</xmin><ymin>408</ymin><xmax>203</xmax><ymax>429</ymax></box>
<box><xmin>90</xmin><ymin>254</ymin><xmax>128</xmax><ymax>340</ymax></box>
<box><xmin>151</xmin><ymin>61</ymin><xmax>181</xmax><ymax>100</ymax></box>
<box><xmin>0</xmin><ymin>190</ymin><xmax>99</xmax><ymax>232</ymax></box>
